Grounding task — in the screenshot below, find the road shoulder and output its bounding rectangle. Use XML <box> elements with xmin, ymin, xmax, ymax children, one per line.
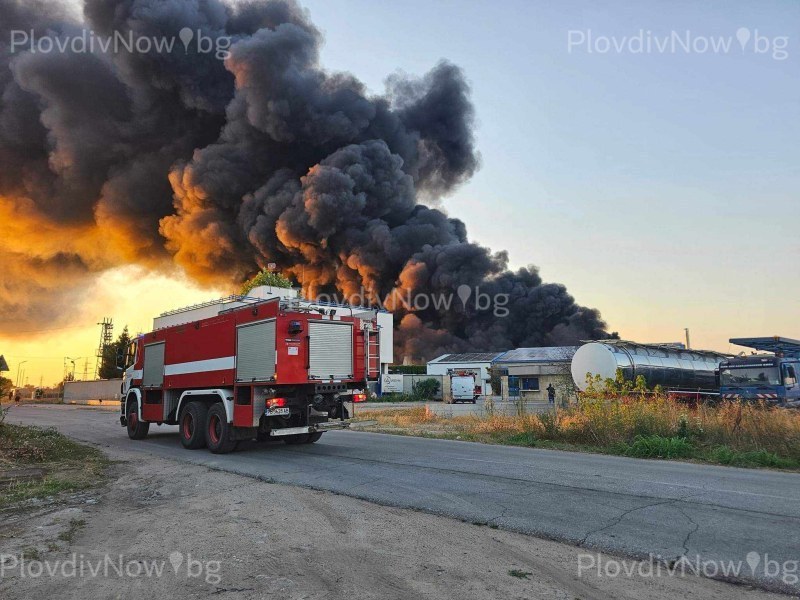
<box><xmin>0</xmin><ymin>446</ymin><xmax>783</xmax><ymax>600</ymax></box>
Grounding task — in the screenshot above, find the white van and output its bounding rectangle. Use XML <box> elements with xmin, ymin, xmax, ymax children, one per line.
<box><xmin>450</xmin><ymin>375</ymin><xmax>478</xmax><ymax>404</ymax></box>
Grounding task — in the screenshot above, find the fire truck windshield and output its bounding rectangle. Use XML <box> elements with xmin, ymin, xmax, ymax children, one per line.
<box><xmin>720</xmin><ymin>366</ymin><xmax>781</xmax><ymax>387</ymax></box>
<box><xmin>124</xmin><ymin>342</ymin><xmax>137</xmax><ymax>369</ymax></box>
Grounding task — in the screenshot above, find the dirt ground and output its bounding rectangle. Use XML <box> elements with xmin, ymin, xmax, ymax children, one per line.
<box><xmin>0</xmin><ymin>448</ymin><xmax>789</xmax><ymax>600</ymax></box>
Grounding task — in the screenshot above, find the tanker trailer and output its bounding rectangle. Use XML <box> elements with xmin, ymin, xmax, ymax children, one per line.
<box><xmin>571</xmin><ymin>341</ymin><xmax>731</xmax><ymax>397</ymax></box>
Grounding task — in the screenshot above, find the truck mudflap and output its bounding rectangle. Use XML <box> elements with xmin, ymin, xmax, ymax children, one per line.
<box><xmin>269</xmin><ymin>419</ymin><xmax>376</xmax><ymax>437</ymax></box>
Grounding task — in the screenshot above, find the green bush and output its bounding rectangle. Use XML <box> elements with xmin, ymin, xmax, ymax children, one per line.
<box><xmin>388</xmin><ymin>365</ymin><xmax>427</xmax><ymax>374</ymax></box>
<box><xmin>537</xmin><ymin>410</ymin><xmax>559</xmax><ymax>438</ymax></box>
<box><xmin>240</xmin><ymin>269</ymin><xmax>293</xmax><ymax>295</ymax></box>
<box><xmin>504</xmin><ymin>431</ymin><xmax>538</xmax><ymax>447</ymax></box>
<box><xmin>372</xmin><ymin>379</ymin><xmax>440</xmax><ymax>402</ymax></box>
<box><xmin>413</xmin><ymin>378</ymin><xmax>440</xmax><ymax>400</ymax></box>
<box><xmin>710</xmin><ymin>446</ymin><xmax>797</xmax><ymax>469</ymax></box>
<box><xmin>618</xmin><ymin>435</ymin><xmax>694</xmax><ymax>459</ymax></box>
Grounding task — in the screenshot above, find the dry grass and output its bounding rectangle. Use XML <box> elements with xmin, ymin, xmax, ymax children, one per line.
<box><xmin>0</xmin><ymin>423</ymin><xmax>110</xmax><ymax>508</ymax></box>
<box><xmin>356</xmin><ymin>397</ymin><xmax>800</xmax><ymax>469</ymax></box>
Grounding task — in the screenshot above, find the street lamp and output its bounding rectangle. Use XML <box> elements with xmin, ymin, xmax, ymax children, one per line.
<box><xmin>16</xmin><ymin>360</ymin><xmax>28</xmax><ymax>387</ymax></box>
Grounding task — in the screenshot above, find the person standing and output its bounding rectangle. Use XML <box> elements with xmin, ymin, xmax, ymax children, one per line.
<box><xmin>546</xmin><ymin>383</ymin><xmax>556</xmax><ymax>404</ymax></box>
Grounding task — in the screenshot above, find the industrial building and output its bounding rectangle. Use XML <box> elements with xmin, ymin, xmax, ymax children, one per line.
<box><xmin>492</xmin><ymin>347</ymin><xmax>580</xmax><ymax>402</ymax></box>
<box><xmin>426</xmin><ymin>352</ymin><xmax>505</xmax><ymax>396</ymax></box>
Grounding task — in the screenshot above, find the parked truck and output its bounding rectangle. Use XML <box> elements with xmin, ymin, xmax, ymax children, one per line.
<box><xmin>570</xmin><ymin>340</ymin><xmax>730</xmax><ymax>399</ymax></box>
<box><xmin>720</xmin><ymin>337</ymin><xmax>800</xmax><ymax>406</ymax></box>
<box><xmin>120</xmin><ymin>287</ymin><xmax>387</xmax><ymax>453</ymax></box>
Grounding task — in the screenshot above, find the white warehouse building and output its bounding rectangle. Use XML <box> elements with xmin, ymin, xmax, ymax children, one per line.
<box><xmin>426</xmin><ymin>352</ymin><xmax>505</xmax><ymax>396</ymax></box>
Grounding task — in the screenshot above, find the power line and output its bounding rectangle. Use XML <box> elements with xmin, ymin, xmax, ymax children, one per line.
<box><xmin>1</xmin><ymin>354</ymin><xmax>90</xmax><ymax>362</ymax></box>
<box><xmin>0</xmin><ymin>323</ymin><xmax>93</xmax><ymax>335</ymax></box>
<box><xmin>1</xmin><ymin>356</ymin><xmax>78</xmax><ymax>361</ymax></box>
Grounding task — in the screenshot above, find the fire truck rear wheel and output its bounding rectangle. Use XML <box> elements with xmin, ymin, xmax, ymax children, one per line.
<box><xmin>206</xmin><ymin>403</ymin><xmax>237</xmax><ymax>454</ymax></box>
<box><xmin>180</xmin><ymin>401</ymin><xmax>209</xmax><ymax>450</ymax></box>
<box><xmin>126</xmin><ymin>400</ymin><xmax>149</xmax><ymax>440</ymax></box>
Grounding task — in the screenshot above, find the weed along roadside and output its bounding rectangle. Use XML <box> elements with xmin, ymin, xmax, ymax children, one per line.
<box><xmin>353</xmin><ymin>396</ymin><xmax>800</xmax><ymax>470</ymax></box>
<box><xmin>0</xmin><ymin>408</ymin><xmax>110</xmax><ymax>509</ymax></box>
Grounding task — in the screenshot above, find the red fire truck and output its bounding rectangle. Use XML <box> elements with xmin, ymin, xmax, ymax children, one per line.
<box><xmin>119</xmin><ymin>288</ymin><xmax>384</xmax><ymax>453</ymax></box>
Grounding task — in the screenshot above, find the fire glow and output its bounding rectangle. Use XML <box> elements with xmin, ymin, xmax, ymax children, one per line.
<box><xmin>0</xmin><ymin>0</ymin><xmax>608</xmax><ymax>360</ymax></box>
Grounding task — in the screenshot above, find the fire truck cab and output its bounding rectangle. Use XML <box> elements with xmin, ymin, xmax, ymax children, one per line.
<box><xmin>120</xmin><ymin>287</ymin><xmax>389</xmax><ymax>453</ymax></box>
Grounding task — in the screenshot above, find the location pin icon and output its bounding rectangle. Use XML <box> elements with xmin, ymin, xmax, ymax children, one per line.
<box><xmin>456</xmin><ymin>284</ymin><xmax>472</xmax><ymax>309</ymax></box>
<box><xmin>178</xmin><ymin>27</ymin><xmax>194</xmax><ymax>52</ymax></box>
<box><xmin>745</xmin><ymin>551</ymin><xmax>760</xmax><ymax>574</ymax></box>
<box><xmin>169</xmin><ymin>551</ymin><xmax>184</xmax><ymax>574</ymax></box>
<box><xmin>735</xmin><ymin>27</ymin><xmax>751</xmax><ymax>51</ymax></box>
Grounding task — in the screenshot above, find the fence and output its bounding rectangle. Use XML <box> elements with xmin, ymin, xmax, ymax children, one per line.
<box><xmin>381</xmin><ymin>374</ymin><xmax>443</xmax><ymax>399</ymax></box>
<box><xmin>63</xmin><ymin>379</ymin><xmax>123</xmax><ymax>404</ymax></box>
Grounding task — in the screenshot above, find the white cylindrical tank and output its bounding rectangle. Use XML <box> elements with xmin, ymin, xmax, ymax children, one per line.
<box><xmin>571</xmin><ymin>342</ymin><xmax>726</xmax><ymax>393</ymax></box>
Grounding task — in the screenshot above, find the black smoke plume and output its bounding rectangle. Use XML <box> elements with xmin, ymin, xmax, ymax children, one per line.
<box><xmin>0</xmin><ymin>0</ymin><xmax>610</xmax><ymax>359</ymax></box>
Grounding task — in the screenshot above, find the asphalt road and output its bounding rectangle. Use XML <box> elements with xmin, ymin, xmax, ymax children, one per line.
<box><xmin>6</xmin><ymin>404</ymin><xmax>800</xmax><ymax>593</ymax></box>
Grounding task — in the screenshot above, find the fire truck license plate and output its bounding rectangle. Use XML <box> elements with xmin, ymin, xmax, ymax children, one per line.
<box><xmin>265</xmin><ymin>407</ymin><xmax>290</xmax><ymax>416</ymax></box>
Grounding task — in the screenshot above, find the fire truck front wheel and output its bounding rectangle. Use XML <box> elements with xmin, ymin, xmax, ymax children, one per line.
<box><xmin>180</xmin><ymin>402</ymin><xmax>209</xmax><ymax>450</ymax></box>
<box><xmin>126</xmin><ymin>400</ymin><xmax>149</xmax><ymax>440</ymax></box>
<box><xmin>206</xmin><ymin>403</ymin><xmax>237</xmax><ymax>454</ymax></box>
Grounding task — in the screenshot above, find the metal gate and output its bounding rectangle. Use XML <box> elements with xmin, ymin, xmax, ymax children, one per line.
<box><xmin>236</xmin><ymin>319</ymin><xmax>276</xmax><ymax>382</ymax></box>
<box><xmin>308</xmin><ymin>321</ymin><xmax>353</xmax><ymax>379</ymax></box>
<box><xmin>142</xmin><ymin>342</ymin><xmax>165</xmax><ymax>387</ymax></box>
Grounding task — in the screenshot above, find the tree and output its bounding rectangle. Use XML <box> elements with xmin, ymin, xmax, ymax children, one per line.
<box><xmin>0</xmin><ymin>376</ymin><xmax>11</xmax><ymax>398</ymax></box>
<box><xmin>412</xmin><ymin>378</ymin><xmax>441</xmax><ymax>400</ymax></box>
<box><xmin>240</xmin><ymin>269</ymin><xmax>293</xmax><ymax>295</ymax></box>
<box><xmin>388</xmin><ymin>365</ymin><xmax>426</xmax><ymax>374</ymax></box>
<box><xmin>99</xmin><ymin>326</ymin><xmax>132</xmax><ymax>379</ymax></box>
<box><xmin>489</xmin><ymin>366</ymin><xmax>503</xmax><ymax>395</ymax></box>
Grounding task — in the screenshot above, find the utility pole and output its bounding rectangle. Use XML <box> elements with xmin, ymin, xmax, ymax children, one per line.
<box><xmin>94</xmin><ymin>317</ymin><xmax>114</xmax><ymax>379</ymax></box>
<box><xmin>684</xmin><ymin>328</ymin><xmax>691</xmax><ymax>350</ymax></box>
<box><xmin>64</xmin><ymin>357</ymin><xmax>77</xmax><ymax>381</ymax></box>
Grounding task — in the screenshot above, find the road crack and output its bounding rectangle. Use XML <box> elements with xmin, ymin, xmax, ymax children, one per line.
<box><xmin>579</xmin><ymin>491</ymin><xmax>706</xmax><ymax>548</ymax></box>
<box><xmin>676</xmin><ymin>505</ymin><xmax>699</xmax><ymax>558</ymax></box>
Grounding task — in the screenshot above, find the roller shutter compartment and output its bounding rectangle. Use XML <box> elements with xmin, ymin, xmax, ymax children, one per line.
<box><xmin>308</xmin><ymin>321</ymin><xmax>353</xmax><ymax>379</ymax></box>
<box><xmin>236</xmin><ymin>319</ymin><xmax>276</xmax><ymax>382</ymax></box>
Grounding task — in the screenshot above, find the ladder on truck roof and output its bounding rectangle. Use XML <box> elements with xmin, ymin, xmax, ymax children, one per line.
<box><xmin>363</xmin><ymin>324</ymin><xmax>380</xmax><ymax>379</ymax></box>
<box><xmin>157</xmin><ymin>295</ymin><xmax>261</xmax><ymax>318</ymax></box>
<box><xmin>729</xmin><ymin>337</ymin><xmax>800</xmax><ymax>358</ymax></box>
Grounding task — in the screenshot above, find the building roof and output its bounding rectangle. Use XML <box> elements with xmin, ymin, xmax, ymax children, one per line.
<box><xmin>729</xmin><ymin>336</ymin><xmax>800</xmax><ymax>358</ymax></box>
<box><xmin>493</xmin><ymin>346</ymin><xmax>580</xmax><ymax>364</ymax></box>
<box><xmin>428</xmin><ymin>352</ymin><xmax>505</xmax><ymax>364</ymax></box>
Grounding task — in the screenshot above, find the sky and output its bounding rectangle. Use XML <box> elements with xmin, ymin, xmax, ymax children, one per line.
<box><xmin>1</xmin><ymin>0</ymin><xmax>798</xmax><ymax>385</ymax></box>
